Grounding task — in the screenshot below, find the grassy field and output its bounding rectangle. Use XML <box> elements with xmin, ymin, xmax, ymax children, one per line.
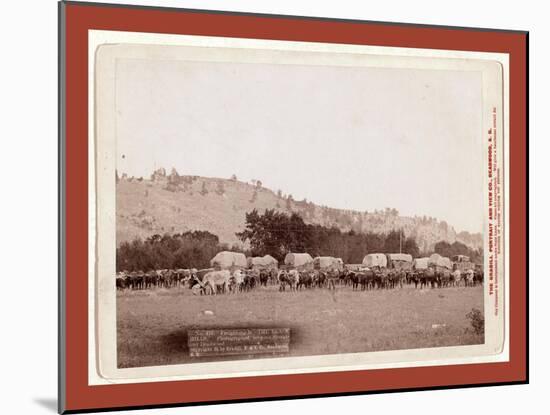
<box><xmin>117</xmin><ymin>285</ymin><xmax>484</xmax><ymax>368</ymax></box>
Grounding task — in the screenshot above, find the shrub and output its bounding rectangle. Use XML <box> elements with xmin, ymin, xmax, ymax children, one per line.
<box><xmin>466</xmin><ymin>308</ymin><xmax>484</xmax><ymax>335</ymax></box>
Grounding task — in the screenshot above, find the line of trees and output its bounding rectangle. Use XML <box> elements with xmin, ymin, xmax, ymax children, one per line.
<box><xmin>433</xmin><ymin>240</ymin><xmax>483</xmax><ymax>264</ymax></box>
<box><xmin>116</xmin><ymin>231</ymin><xmax>246</xmax><ymax>272</ymax></box>
<box><xmin>116</xmin><ymin>210</ymin><xmax>482</xmax><ymax>272</ymax></box>
<box><xmin>236</xmin><ymin>209</ymin><xmax>420</xmax><ymax>263</ymax></box>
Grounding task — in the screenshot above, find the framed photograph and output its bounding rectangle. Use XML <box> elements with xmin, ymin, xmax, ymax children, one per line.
<box><xmin>59</xmin><ymin>1</ymin><xmax>528</xmax><ymax>413</ymax></box>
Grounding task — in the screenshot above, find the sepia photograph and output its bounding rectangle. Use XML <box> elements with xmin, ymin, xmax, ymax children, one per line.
<box><xmin>91</xmin><ymin>33</ymin><xmax>506</xmax><ymax>381</ymax></box>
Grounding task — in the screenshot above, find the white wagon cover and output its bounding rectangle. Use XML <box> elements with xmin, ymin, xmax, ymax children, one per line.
<box><xmin>313</xmin><ymin>256</ymin><xmax>343</xmax><ymax>270</ymax></box>
<box><xmin>210</xmin><ymin>251</ymin><xmax>247</xmax><ymax>270</ymax></box>
<box><xmin>413</xmin><ymin>257</ymin><xmax>430</xmax><ymax>270</ymax></box>
<box><xmin>362</xmin><ymin>253</ymin><xmax>388</xmax><ymax>268</ymax></box>
<box><xmin>387</xmin><ymin>253</ymin><xmax>413</xmax><ymax>263</ymax></box>
<box><xmin>284</xmin><ymin>253</ymin><xmax>314</xmax><ymax>269</ymax></box>
<box><xmin>262</xmin><ymin>255</ymin><xmax>279</xmax><ymax>267</ymax></box>
<box><xmin>428</xmin><ymin>253</ymin><xmax>453</xmax><ymax>269</ymax></box>
<box><xmin>247</xmin><ymin>255</ymin><xmax>279</xmax><ymax>269</ymax></box>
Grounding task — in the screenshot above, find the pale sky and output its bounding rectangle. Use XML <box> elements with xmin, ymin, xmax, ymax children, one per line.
<box><xmin>115</xmin><ymin>58</ymin><xmax>483</xmax><ymax>234</ymax></box>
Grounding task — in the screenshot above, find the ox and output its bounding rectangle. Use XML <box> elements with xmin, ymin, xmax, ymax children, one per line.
<box><xmin>203</xmin><ymin>270</ymin><xmax>231</xmax><ymax>295</ymax></box>
<box><xmin>228</xmin><ymin>269</ymin><xmax>245</xmax><ymax>293</ymax></box>
<box><xmin>452</xmin><ymin>269</ymin><xmax>462</xmax><ymax>287</ymax></box>
<box><xmin>278</xmin><ymin>270</ymin><xmax>298</xmax><ymax>291</ymax></box>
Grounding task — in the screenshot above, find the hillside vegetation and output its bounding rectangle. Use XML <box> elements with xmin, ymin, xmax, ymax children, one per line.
<box><xmin>116</xmin><ymin>169</ymin><xmax>482</xmax><ymax>252</ymax></box>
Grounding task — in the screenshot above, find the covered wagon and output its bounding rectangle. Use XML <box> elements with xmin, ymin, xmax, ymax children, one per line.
<box><xmin>284</xmin><ymin>253</ymin><xmax>314</xmax><ymax>271</ymax></box>
<box><xmin>428</xmin><ymin>253</ymin><xmax>453</xmax><ymax>270</ymax></box>
<box><xmin>313</xmin><ymin>256</ymin><xmax>344</xmax><ymax>272</ymax></box>
<box><xmin>413</xmin><ymin>257</ymin><xmax>430</xmax><ymax>270</ymax></box>
<box><xmin>262</xmin><ymin>255</ymin><xmax>279</xmax><ymax>270</ymax></box>
<box><xmin>362</xmin><ymin>253</ymin><xmax>388</xmax><ymax>269</ymax></box>
<box><xmin>247</xmin><ymin>256</ymin><xmax>264</xmax><ymax>268</ymax></box>
<box><xmin>452</xmin><ymin>254</ymin><xmax>470</xmax><ymax>263</ymax></box>
<box><xmin>210</xmin><ymin>251</ymin><xmax>247</xmax><ymax>271</ymax></box>
<box><xmin>247</xmin><ymin>255</ymin><xmax>279</xmax><ymax>271</ymax></box>
<box><xmin>344</xmin><ymin>263</ymin><xmax>364</xmax><ymax>272</ymax></box>
<box><xmin>451</xmin><ymin>255</ymin><xmax>475</xmax><ymax>272</ymax></box>
<box><xmin>386</xmin><ymin>253</ymin><xmax>413</xmax><ymax>271</ymax></box>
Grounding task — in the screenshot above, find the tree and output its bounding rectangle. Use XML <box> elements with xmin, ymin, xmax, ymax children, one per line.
<box><xmin>403</xmin><ymin>237</ymin><xmax>420</xmax><ymax>258</ymax></box>
<box><xmin>433</xmin><ymin>240</ymin><xmax>482</xmax><ymax>263</ymax></box>
<box><xmin>236</xmin><ymin>209</ymin><xmax>311</xmax><ymax>261</ymax></box>
<box><xmin>365</xmin><ymin>232</ymin><xmax>385</xmax><ymax>254</ymax></box>
<box><xmin>287</xmin><ymin>212</ymin><xmax>311</xmax><ymax>253</ymax></box>
<box><xmin>200</xmin><ymin>181</ymin><xmax>208</xmax><ymax>196</ymax></box>
<box><xmin>216</xmin><ymin>180</ymin><xmax>225</xmax><ymax>196</ymax></box>
<box><xmin>235</xmin><ymin>209</ymin><xmax>419</xmax><ymax>264</ymax></box>
<box><xmin>286</xmin><ymin>194</ymin><xmax>293</xmax><ymax>210</ymax></box>
<box><xmin>116</xmin><ymin>231</ymin><xmax>224</xmax><ymax>271</ymax></box>
<box><xmin>383</xmin><ymin>230</ymin><xmax>402</xmax><ymax>253</ymax></box>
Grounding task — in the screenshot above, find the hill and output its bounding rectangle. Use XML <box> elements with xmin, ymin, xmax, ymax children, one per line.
<box><xmin>116</xmin><ymin>169</ymin><xmax>482</xmax><ymax>252</ymax></box>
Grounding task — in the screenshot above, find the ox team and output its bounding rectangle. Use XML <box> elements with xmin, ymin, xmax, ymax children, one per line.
<box><xmin>116</xmin><ymin>251</ymin><xmax>483</xmax><ymax>295</ymax></box>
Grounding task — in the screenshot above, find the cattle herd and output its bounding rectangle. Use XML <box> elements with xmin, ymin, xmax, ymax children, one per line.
<box><xmin>116</xmin><ymin>265</ymin><xmax>484</xmax><ymax>295</ymax></box>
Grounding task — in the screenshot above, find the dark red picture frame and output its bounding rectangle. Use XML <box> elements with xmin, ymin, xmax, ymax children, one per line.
<box><xmin>59</xmin><ymin>1</ymin><xmax>528</xmax><ymax>413</ymax></box>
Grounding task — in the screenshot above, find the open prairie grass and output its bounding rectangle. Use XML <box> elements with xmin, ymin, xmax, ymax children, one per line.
<box><xmin>117</xmin><ymin>285</ymin><xmax>483</xmax><ymax>368</ymax></box>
